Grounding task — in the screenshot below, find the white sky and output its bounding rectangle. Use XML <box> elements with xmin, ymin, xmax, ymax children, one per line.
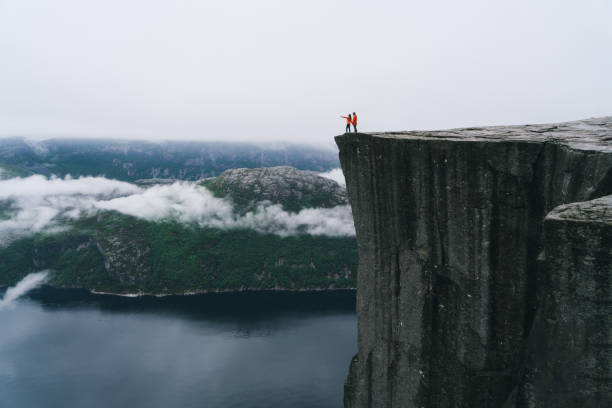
<box><xmin>1</xmin><ymin>0</ymin><xmax>610</xmax><ymax>147</ymax></box>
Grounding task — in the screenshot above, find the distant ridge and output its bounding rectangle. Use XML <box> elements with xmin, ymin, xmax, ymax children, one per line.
<box><xmin>0</xmin><ymin>137</ymin><xmax>339</xmax><ymax>181</ymax></box>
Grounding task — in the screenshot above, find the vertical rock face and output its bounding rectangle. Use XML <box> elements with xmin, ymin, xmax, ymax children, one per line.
<box><xmin>336</xmin><ymin>118</ymin><xmax>612</xmax><ymax>408</ymax></box>
<box><xmin>523</xmin><ymin>196</ymin><xmax>612</xmax><ymax>407</ymax></box>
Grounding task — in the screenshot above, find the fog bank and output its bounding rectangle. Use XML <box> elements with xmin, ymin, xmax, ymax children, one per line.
<box><xmin>0</xmin><ymin>175</ymin><xmax>355</xmax><ymax>244</ymax></box>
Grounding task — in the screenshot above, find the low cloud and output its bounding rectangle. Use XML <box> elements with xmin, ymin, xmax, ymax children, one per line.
<box><xmin>0</xmin><ymin>175</ymin><xmax>355</xmax><ymax>244</ymax></box>
<box><xmin>0</xmin><ymin>271</ymin><xmax>49</xmax><ymax>310</ymax></box>
<box><xmin>318</xmin><ymin>168</ymin><xmax>345</xmax><ymax>187</ymax></box>
<box><xmin>0</xmin><ymin>175</ymin><xmax>140</xmax><ymax>242</ymax></box>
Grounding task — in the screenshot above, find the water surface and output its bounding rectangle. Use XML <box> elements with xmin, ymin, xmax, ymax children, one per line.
<box><xmin>0</xmin><ymin>288</ymin><xmax>356</xmax><ymax>408</ymax></box>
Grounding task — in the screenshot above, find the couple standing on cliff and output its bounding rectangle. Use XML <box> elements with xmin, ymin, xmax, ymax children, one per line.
<box><xmin>341</xmin><ymin>112</ymin><xmax>358</xmax><ymax>133</ymax></box>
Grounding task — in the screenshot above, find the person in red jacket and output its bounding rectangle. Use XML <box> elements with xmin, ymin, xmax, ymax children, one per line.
<box><xmin>352</xmin><ymin>112</ymin><xmax>358</xmax><ymax>132</ymax></box>
<box><xmin>341</xmin><ymin>114</ymin><xmax>352</xmax><ymax>133</ymax></box>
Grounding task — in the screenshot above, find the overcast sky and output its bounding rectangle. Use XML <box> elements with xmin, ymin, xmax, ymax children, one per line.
<box><xmin>1</xmin><ymin>0</ymin><xmax>610</xmax><ymax>147</ymax></box>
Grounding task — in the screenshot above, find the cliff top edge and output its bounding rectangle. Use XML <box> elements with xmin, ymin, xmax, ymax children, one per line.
<box><xmin>336</xmin><ymin>116</ymin><xmax>612</xmax><ymax>152</ymax></box>
<box><xmin>546</xmin><ymin>194</ymin><xmax>612</xmax><ymax>224</ymax></box>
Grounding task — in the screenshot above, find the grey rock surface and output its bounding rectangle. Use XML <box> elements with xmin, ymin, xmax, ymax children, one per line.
<box><xmin>520</xmin><ymin>196</ymin><xmax>612</xmax><ymax>407</ymax></box>
<box><xmin>336</xmin><ymin>117</ymin><xmax>612</xmax><ymax>407</ymax></box>
<box><xmin>133</xmin><ymin>178</ymin><xmax>177</xmax><ymax>186</ymax></box>
<box><xmin>546</xmin><ymin>194</ymin><xmax>612</xmax><ymax>224</ymax></box>
<box><xmin>203</xmin><ymin>165</ymin><xmax>347</xmax><ymax>212</ymax></box>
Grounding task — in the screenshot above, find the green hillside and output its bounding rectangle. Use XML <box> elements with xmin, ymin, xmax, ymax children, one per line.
<box><xmin>0</xmin><ymin>211</ymin><xmax>356</xmax><ymax>294</ymax></box>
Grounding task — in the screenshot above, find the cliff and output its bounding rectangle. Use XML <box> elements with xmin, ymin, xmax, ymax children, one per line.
<box><xmin>523</xmin><ymin>196</ymin><xmax>611</xmax><ymax>406</ymax></box>
<box><xmin>336</xmin><ymin>118</ymin><xmax>612</xmax><ymax>407</ymax></box>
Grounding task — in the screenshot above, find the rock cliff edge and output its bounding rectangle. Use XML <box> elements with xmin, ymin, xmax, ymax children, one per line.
<box><xmin>336</xmin><ymin>118</ymin><xmax>612</xmax><ymax>407</ymax></box>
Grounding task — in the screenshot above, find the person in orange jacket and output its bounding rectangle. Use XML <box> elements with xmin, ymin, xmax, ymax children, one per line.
<box><xmin>341</xmin><ymin>114</ymin><xmax>352</xmax><ymax>133</ymax></box>
<box><xmin>352</xmin><ymin>112</ymin><xmax>358</xmax><ymax>132</ymax></box>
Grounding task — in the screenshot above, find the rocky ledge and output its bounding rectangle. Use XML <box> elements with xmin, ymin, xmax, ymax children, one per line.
<box><xmin>524</xmin><ymin>196</ymin><xmax>612</xmax><ymax>407</ymax></box>
<box><xmin>336</xmin><ymin>117</ymin><xmax>612</xmax><ymax>407</ymax></box>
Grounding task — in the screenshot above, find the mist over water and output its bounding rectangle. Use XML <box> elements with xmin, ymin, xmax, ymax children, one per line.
<box><xmin>0</xmin><ymin>271</ymin><xmax>49</xmax><ymax>310</ymax></box>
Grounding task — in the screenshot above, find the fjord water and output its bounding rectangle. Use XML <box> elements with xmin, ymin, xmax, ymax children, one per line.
<box><xmin>0</xmin><ymin>288</ymin><xmax>356</xmax><ymax>408</ymax></box>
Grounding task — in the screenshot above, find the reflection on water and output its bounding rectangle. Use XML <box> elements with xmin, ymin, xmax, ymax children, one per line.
<box><xmin>0</xmin><ymin>287</ymin><xmax>356</xmax><ymax>408</ymax></box>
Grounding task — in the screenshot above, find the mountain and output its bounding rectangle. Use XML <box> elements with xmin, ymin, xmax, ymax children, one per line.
<box><xmin>203</xmin><ymin>166</ymin><xmax>347</xmax><ymax>212</ymax></box>
<box><xmin>0</xmin><ymin>166</ymin><xmax>357</xmax><ymax>295</ymax></box>
<box><xmin>0</xmin><ymin>137</ymin><xmax>339</xmax><ymax>181</ymax></box>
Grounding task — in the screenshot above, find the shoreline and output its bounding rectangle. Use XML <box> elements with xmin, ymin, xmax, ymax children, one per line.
<box><xmin>0</xmin><ymin>284</ymin><xmax>356</xmax><ymax>299</ymax></box>
<box><xmin>89</xmin><ymin>286</ymin><xmax>356</xmax><ymax>298</ymax></box>
<box><xmin>0</xmin><ymin>282</ymin><xmax>357</xmax><ymax>300</ymax></box>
